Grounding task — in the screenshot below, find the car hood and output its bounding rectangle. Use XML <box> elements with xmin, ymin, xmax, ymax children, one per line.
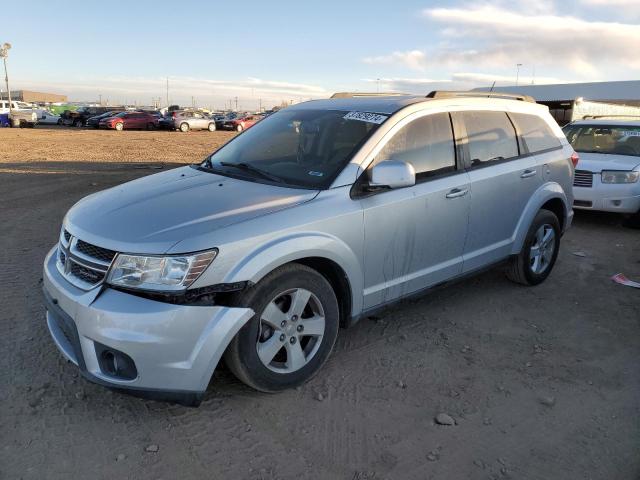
<box><xmin>64</xmin><ymin>166</ymin><xmax>319</xmax><ymax>254</ymax></box>
<box><xmin>575</xmin><ymin>152</ymin><xmax>640</xmax><ymax>172</ymax></box>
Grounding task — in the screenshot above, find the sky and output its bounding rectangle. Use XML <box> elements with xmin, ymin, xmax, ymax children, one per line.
<box><xmin>3</xmin><ymin>0</ymin><xmax>640</xmax><ymax>110</ymax></box>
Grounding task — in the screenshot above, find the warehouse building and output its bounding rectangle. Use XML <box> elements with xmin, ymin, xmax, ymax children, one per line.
<box><xmin>473</xmin><ymin>80</ymin><xmax>640</xmax><ymax>125</ymax></box>
<box><xmin>0</xmin><ymin>90</ymin><xmax>67</xmax><ymax>103</ymax></box>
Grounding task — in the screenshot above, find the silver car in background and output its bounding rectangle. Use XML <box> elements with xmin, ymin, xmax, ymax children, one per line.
<box><xmin>563</xmin><ymin>119</ymin><xmax>640</xmax><ymax>223</ymax></box>
<box><xmin>43</xmin><ymin>91</ymin><xmax>575</xmax><ymax>405</ymax></box>
<box><xmin>165</xmin><ymin>110</ymin><xmax>217</xmax><ymax>132</ymax></box>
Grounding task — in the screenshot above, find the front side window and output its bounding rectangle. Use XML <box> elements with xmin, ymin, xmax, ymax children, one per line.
<box><xmin>375</xmin><ymin>113</ymin><xmax>456</xmax><ymax>178</ymax></box>
<box><xmin>462</xmin><ymin>111</ymin><xmax>519</xmax><ymax>166</ymax></box>
<box><xmin>563</xmin><ymin>124</ymin><xmax>640</xmax><ymax>157</ymax></box>
<box><xmin>205</xmin><ymin>109</ymin><xmax>383</xmax><ymax>189</ymax></box>
<box><xmin>510</xmin><ymin>112</ymin><xmax>561</xmax><ymax>153</ymax></box>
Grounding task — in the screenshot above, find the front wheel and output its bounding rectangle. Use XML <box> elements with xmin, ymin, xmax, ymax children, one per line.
<box><xmin>114</xmin><ymin>122</ymin><xmax>124</xmax><ymax>131</ymax></box>
<box><xmin>147</xmin><ymin>123</ymin><xmax>156</xmax><ymax>131</ymax></box>
<box><xmin>506</xmin><ymin>209</ymin><xmax>561</xmax><ymax>285</ymax></box>
<box><xmin>207</xmin><ymin>122</ymin><xmax>216</xmax><ymax>132</ymax></box>
<box><xmin>224</xmin><ymin>264</ymin><xmax>339</xmax><ymax>392</ymax></box>
<box><xmin>73</xmin><ymin>119</ymin><xmax>83</xmax><ymax>128</ymax></box>
<box><xmin>236</xmin><ymin>124</ymin><xmax>243</xmax><ymax>132</ymax></box>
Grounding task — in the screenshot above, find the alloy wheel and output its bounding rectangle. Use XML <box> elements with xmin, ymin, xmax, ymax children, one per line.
<box><xmin>256</xmin><ymin>288</ymin><xmax>325</xmax><ymax>373</ymax></box>
<box><xmin>529</xmin><ymin>224</ymin><xmax>555</xmax><ymax>274</ymax></box>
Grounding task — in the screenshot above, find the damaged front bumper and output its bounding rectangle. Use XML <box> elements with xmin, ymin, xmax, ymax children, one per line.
<box><xmin>42</xmin><ymin>246</ymin><xmax>254</xmax><ymax>406</ymax></box>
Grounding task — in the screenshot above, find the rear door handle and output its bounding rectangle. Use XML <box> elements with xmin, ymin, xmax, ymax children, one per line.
<box><xmin>520</xmin><ymin>169</ymin><xmax>536</xmax><ymax>178</ymax></box>
<box><xmin>446</xmin><ymin>187</ymin><xmax>468</xmax><ymax>199</ymax></box>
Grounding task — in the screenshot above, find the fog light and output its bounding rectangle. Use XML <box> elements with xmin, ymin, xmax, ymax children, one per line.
<box><xmin>94</xmin><ymin>342</ymin><xmax>138</xmax><ymax>380</ymax></box>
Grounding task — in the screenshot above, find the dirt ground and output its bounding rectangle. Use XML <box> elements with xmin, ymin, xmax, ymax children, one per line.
<box><xmin>1</xmin><ymin>128</ymin><xmax>639</xmax><ymax>480</ymax></box>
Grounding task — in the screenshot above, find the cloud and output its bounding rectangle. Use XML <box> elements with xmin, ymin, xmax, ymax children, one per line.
<box><xmin>451</xmin><ymin>72</ymin><xmax>567</xmax><ymax>86</ymax></box>
<box><xmin>362</xmin><ymin>50</ymin><xmax>427</xmax><ymax>71</ymax></box>
<box><xmin>422</xmin><ymin>5</ymin><xmax>640</xmax><ymax>75</ymax></box>
<box><xmin>362</xmin><ymin>77</ymin><xmax>451</xmax><ymax>92</ymax></box>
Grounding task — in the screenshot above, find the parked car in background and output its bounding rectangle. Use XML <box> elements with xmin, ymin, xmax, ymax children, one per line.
<box><xmin>563</xmin><ymin>119</ymin><xmax>640</xmax><ymax>223</ymax></box>
<box><xmin>62</xmin><ymin>106</ymin><xmax>123</xmax><ymax>127</ymax></box>
<box><xmin>86</xmin><ymin>111</ymin><xmax>122</xmax><ymax>128</ymax></box>
<box><xmin>38</xmin><ymin>110</ymin><xmax>62</xmax><ymax>125</ymax></box>
<box><xmin>8</xmin><ymin>109</ymin><xmax>38</xmax><ymax>127</ymax></box>
<box><xmin>43</xmin><ymin>91</ymin><xmax>574</xmax><ymax>405</ymax></box>
<box><xmin>223</xmin><ymin>114</ymin><xmax>262</xmax><ymax>132</ymax></box>
<box><xmin>163</xmin><ymin>110</ymin><xmax>217</xmax><ymax>132</ymax></box>
<box><xmin>99</xmin><ymin>111</ymin><xmax>158</xmax><ymax>131</ymax></box>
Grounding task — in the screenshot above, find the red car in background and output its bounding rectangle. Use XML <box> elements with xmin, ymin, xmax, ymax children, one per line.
<box><xmin>223</xmin><ymin>114</ymin><xmax>263</xmax><ymax>132</ymax></box>
<box><xmin>99</xmin><ymin>112</ymin><xmax>159</xmax><ymax>131</ymax></box>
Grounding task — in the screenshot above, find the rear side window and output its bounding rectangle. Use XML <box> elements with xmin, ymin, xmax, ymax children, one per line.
<box><xmin>461</xmin><ymin>111</ymin><xmax>518</xmax><ymax>166</ymax></box>
<box><xmin>376</xmin><ymin>113</ymin><xmax>456</xmax><ymax>179</ymax></box>
<box><xmin>510</xmin><ymin>113</ymin><xmax>561</xmax><ymax>153</ymax></box>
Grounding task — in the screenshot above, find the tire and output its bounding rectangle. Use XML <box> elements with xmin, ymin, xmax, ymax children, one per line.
<box><xmin>207</xmin><ymin>122</ymin><xmax>216</xmax><ymax>132</ymax></box>
<box><xmin>147</xmin><ymin>123</ymin><xmax>155</xmax><ymax>131</ymax></box>
<box><xmin>73</xmin><ymin>119</ymin><xmax>83</xmax><ymax>128</ymax></box>
<box><xmin>224</xmin><ymin>264</ymin><xmax>340</xmax><ymax>392</ymax></box>
<box><xmin>57</xmin><ymin>119</ymin><xmax>62</xmax><ymax>125</ymax></box>
<box><xmin>506</xmin><ymin>209</ymin><xmax>561</xmax><ymax>286</ymax></box>
<box><xmin>180</xmin><ymin>122</ymin><xmax>189</xmax><ymax>132</ymax></box>
<box><xmin>114</xmin><ymin>122</ymin><xmax>124</xmax><ymax>131</ymax></box>
<box><xmin>236</xmin><ymin>124</ymin><xmax>243</xmax><ymax>132</ymax></box>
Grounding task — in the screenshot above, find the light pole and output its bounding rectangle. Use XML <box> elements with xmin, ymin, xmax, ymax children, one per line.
<box><xmin>376</xmin><ymin>78</ymin><xmax>381</xmax><ymax>93</ymax></box>
<box><xmin>0</xmin><ymin>42</ymin><xmax>12</xmax><ymax>114</ymax></box>
<box><xmin>515</xmin><ymin>63</ymin><xmax>523</xmax><ymax>87</ymax></box>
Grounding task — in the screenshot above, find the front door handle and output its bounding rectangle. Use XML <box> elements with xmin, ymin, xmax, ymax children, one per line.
<box><xmin>520</xmin><ymin>169</ymin><xmax>537</xmax><ymax>178</ymax></box>
<box><xmin>445</xmin><ymin>187</ymin><xmax>468</xmax><ymax>199</ymax></box>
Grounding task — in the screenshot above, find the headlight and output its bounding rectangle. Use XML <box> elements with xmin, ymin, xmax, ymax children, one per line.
<box><xmin>107</xmin><ymin>250</ymin><xmax>217</xmax><ymax>291</ymax></box>
<box><xmin>601</xmin><ymin>170</ymin><xmax>639</xmax><ymax>184</ymax></box>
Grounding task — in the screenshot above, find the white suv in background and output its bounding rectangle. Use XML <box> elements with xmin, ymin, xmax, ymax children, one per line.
<box><xmin>564</xmin><ymin>119</ymin><xmax>640</xmax><ymax>223</ymax></box>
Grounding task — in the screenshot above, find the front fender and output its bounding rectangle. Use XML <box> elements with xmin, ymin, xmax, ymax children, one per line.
<box><xmin>221</xmin><ymin>231</ymin><xmax>363</xmax><ymax>316</ymax></box>
<box><xmin>510</xmin><ymin>181</ymin><xmax>570</xmax><ymax>255</ymax></box>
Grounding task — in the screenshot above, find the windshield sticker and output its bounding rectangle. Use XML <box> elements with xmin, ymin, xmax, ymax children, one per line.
<box><xmin>343</xmin><ymin>111</ymin><xmax>388</xmax><ymax>124</ymax></box>
<box><xmin>621</xmin><ymin>130</ymin><xmax>640</xmax><ymax>137</ymax></box>
<box><xmin>308</xmin><ymin>171</ymin><xmax>324</xmax><ymax>177</ymax></box>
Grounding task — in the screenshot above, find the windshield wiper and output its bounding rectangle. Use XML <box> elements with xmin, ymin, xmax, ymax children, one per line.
<box><xmin>219</xmin><ymin>161</ymin><xmax>286</xmax><ymax>183</ymax></box>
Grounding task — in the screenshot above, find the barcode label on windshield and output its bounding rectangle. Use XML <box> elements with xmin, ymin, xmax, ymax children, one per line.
<box><xmin>343</xmin><ymin>111</ymin><xmax>388</xmax><ymax>124</ymax></box>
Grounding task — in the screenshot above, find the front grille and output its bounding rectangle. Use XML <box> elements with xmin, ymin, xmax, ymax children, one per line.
<box><xmin>57</xmin><ymin>230</ymin><xmax>117</xmax><ymax>290</ymax></box>
<box><xmin>69</xmin><ymin>262</ymin><xmax>106</xmax><ymax>284</ymax></box>
<box><xmin>574</xmin><ymin>170</ymin><xmax>593</xmax><ymax>188</ymax></box>
<box><xmin>76</xmin><ymin>239</ymin><xmax>116</xmax><ymax>263</ymax></box>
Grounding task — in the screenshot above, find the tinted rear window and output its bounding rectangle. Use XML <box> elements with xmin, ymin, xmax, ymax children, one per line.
<box><xmin>510</xmin><ymin>113</ymin><xmax>561</xmax><ymax>153</ymax></box>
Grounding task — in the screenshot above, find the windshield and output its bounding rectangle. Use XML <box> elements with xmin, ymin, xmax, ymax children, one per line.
<box><xmin>204</xmin><ymin>109</ymin><xmax>384</xmax><ymax>188</ymax></box>
<box><xmin>563</xmin><ymin>124</ymin><xmax>640</xmax><ymax>157</ymax></box>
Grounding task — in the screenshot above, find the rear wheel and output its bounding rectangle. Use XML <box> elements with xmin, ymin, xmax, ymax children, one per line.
<box><xmin>506</xmin><ymin>209</ymin><xmax>560</xmax><ymax>285</ymax></box>
<box><xmin>114</xmin><ymin>122</ymin><xmax>124</xmax><ymax>131</ymax></box>
<box><xmin>236</xmin><ymin>124</ymin><xmax>243</xmax><ymax>132</ymax></box>
<box><xmin>56</xmin><ymin>119</ymin><xmax>62</xmax><ymax>125</ymax></box>
<box><xmin>224</xmin><ymin>264</ymin><xmax>339</xmax><ymax>392</ymax></box>
<box><xmin>207</xmin><ymin>122</ymin><xmax>216</xmax><ymax>132</ymax></box>
<box><xmin>180</xmin><ymin>122</ymin><xmax>189</xmax><ymax>132</ymax></box>
<box><xmin>73</xmin><ymin>119</ymin><xmax>83</xmax><ymax>128</ymax></box>
<box><xmin>147</xmin><ymin>122</ymin><xmax>155</xmax><ymax>130</ymax></box>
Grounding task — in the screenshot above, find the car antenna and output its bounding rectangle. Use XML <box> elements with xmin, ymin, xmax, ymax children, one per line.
<box><xmin>488</xmin><ymin>81</ymin><xmax>496</xmax><ymax>98</ymax></box>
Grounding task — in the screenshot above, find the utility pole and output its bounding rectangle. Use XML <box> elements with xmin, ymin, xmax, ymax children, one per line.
<box><xmin>166</xmin><ymin>77</ymin><xmax>169</xmax><ymax>107</ymax></box>
<box><xmin>515</xmin><ymin>63</ymin><xmax>523</xmax><ymax>87</ymax></box>
<box><xmin>0</xmin><ymin>43</ymin><xmax>12</xmax><ymax>114</ymax></box>
<box><xmin>234</xmin><ymin>96</ymin><xmax>238</xmax><ymax>111</ymax></box>
<box><xmin>99</xmin><ymin>94</ymin><xmax>102</xmax><ymax>106</ymax></box>
<box><xmin>376</xmin><ymin>78</ymin><xmax>380</xmax><ymax>93</ymax></box>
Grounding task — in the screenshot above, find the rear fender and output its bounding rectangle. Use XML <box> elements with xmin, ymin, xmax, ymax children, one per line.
<box><xmin>510</xmin><ymin>182</ymin><xmax>569</xmax><ymax>255</ymax></box>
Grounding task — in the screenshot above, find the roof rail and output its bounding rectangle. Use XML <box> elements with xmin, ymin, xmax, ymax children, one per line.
<box><xmin>582</xmin><ymin>114</ymin><xmax>640</xmax><ymax>120</ymax></box>
<box><xmin>330</xmin><ymin>92</ymin><xmax>408</xmax><ymax>98</ymax></box>
<box><xmin>426</xmin><ymin>90</ymin><xmax>536</xmax><ymax>103</ymax></box>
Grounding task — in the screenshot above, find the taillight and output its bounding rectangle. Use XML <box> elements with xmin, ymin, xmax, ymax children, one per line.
<box><xmin>570</xmin><ymin>152</ymin><xmax>579</xmax><ymax>168</ymax></box>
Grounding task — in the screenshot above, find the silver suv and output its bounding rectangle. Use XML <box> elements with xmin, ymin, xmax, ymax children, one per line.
<box><xmin>43</xmin><ymin>92</ymin><xmax>575</xmax><ymax>405</ymax></box>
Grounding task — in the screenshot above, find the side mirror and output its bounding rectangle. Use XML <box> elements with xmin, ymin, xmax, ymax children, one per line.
<box><xmin>369</xmin><ymin>160</ymin><xmax>416</xmax><ymax>189</ymax></box>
